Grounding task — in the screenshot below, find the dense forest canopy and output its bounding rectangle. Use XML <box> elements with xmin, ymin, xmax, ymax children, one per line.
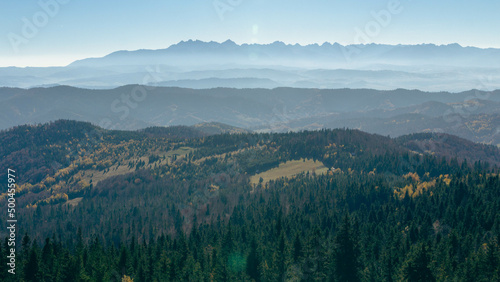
<box><xmin>0</xmin><ymin>120</ymin><xmax>498</xmax><ymax>281</ymax></box>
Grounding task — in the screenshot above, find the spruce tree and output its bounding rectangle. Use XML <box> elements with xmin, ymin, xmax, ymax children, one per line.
<box><xmin>333</xmin><ymin>214</ymin><xmax>360</xmax><ymax>282</ymax></box>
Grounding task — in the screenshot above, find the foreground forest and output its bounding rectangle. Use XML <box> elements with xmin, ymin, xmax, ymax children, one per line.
<box><xmin>0</xmin><ymin>120</ymin><xmax>499</xmax><ymax>281</ymax></box>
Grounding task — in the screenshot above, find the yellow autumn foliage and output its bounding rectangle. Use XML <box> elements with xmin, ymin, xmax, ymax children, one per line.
<box><xmin>82</xmin><ymin>157</ymin><xmax>94</xmax><ymax>166</ymax></box>
<box><xmin>77</xmin><ymin>180</ymin><xmax>90</xmax><ymax>189</ymax></box>
<box><xmin>439</xmin><ymin>174</ymin><xmax>452</xmax><ymax>185</ymax></box>
<box><xmin>55</xmin><ymin>165</ymin><xmax>76</xmax><ymax>178</ymax></box>
<box><xmin>36</xmin><ymin>193</ymin><xmax>69</xmax><ymax>206</ymax></box>
<box><xmin>394</xmin><ymin>180</ymin><xmax>436</xmax><ymax>199</ymax></box>
<box><xmin>404</xmin><ymin>172</ymin><xmax>420</xmax><ymax>182</ymax></box>
<box><xmin>121</xmin><ymin>275</ymin><xmax>134</xmax><ymax>282</ymax></box>
<box><xmin>43</xmin><ymin>176</ymin><xmax>56</xmax><ymax>185</ymax></box>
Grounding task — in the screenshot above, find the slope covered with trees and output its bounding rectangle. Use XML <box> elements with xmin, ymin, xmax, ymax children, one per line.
<box><xmin>0</xmin><ymin>120</ymin><xmax>498</xmax><ymax>281</ymax></box>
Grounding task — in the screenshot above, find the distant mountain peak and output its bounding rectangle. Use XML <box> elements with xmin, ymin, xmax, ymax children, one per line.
<box><xmin>13</xmin><ymin>39</ymin><xmax>500</xmax><ymax>92</ymax></box>
<box><xmin>222</xmin><ymin>39</ymin><xmax>237</xmax><ymax>45</ymax></box>
<box><xmin>69</xmin><ymin>40</ymin><xmax>499</xmax><ymax>67</ymax></box>
<box><xmin>270</xmin><ymin>41</ymin><xmax>286</xmax><ymax>46</ymax></box>
<box><xmin>152</xmin><ymin>40</ymin><xmax>480</xmax><ymax>50</ymax></box>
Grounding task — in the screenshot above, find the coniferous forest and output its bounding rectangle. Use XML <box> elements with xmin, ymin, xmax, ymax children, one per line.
<box><xmin>0</xmin><ymin>120</ymin><xmax>499</xmax><ymax>281</ymax></box>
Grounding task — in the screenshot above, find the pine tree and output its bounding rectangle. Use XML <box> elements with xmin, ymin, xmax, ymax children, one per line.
<box><xmin>292</xmin><ymin>232</ymin><xmax>303</xmax><ymax>263</ymax></box>
<box><xmin>246</xmin><ymin>238</ymin><xmax>261</xmax><ymax>282</ymax></box>
<box><xmin>118</xmin><ymin>245</ymin><xmax>131</xmax><ymax>276</ymax></box>
<box><xmin>20</xmin><ymin>233</ymin><xmax>31</xmax><ymax>274</ymax></box>
<box><xmin>333</xmin><ymin>214</ymin><xmax>360</xmax><ymax>282</ymax></box>
<box><xmin>260</xmin><ymin>259</ymin><xmax>278</xmax><ymax>282</ymax></box>
<box><xmin>213</xmin><ymin>251</ymin><xmax>229</xmax><ymax>282</ymax></box>
<box><xmin>276</xmin><ymin>232</ymin><xmax>287</xmax><ymax>281</ymax></box>
<box><xmin>400</xmin><ymin>243</ymin><xmax>435</xmax><ymax>282</ymax></box>
<box><xmin>41</xmin><ymin>237</ymin><xmax>58</xmax><ymax>281</ymax></box>
<box><xmin>25</xmin><ymin>243</ymin><xmax>40</xmax><ymax>282</ymax></box>
<box><xmin>380</xmin><ymin>246</ymin><xmax>395</xmax><ymax>282</ymax></box>
<box><xmin>0</xmin><ymin>241</ymin><xmax>7</xmax><ymax>282</ymax></box>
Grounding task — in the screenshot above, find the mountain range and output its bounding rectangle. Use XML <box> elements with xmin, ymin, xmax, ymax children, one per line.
<box><xmin>1</xmin><ymin>86</ymin><xmax>499</xmax><ymax>145</ymax></box>
<box><xmin>2</xmin><ymin>40</ymin><xmax>500</xmax><ymax>91</ymax></box>
<box><xmin>2</xmin><ymin>40</ymin><xmax>499</xmax><ymax>281</ymax></box>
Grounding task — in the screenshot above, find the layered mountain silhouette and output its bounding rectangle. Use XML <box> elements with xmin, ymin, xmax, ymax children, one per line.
<box><xmin>1</xmin><ymin>40</ymin><xmax>500</xmax><ymax>91</ymax></box>
<box><xmin>69</xmin><ymin>40</ymin><xmax>500</xmax><ymax>69</ymax></box>
<box><xmin>1</xmin><ymin>86</ymin><xmax>499</xmax><ymax>145</ymax></box>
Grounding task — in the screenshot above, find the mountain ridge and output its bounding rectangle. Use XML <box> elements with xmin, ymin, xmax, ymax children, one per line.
<box><xmin>71</xmin><ymin>40</ymin><xmax>497</xmax><ymax>65</ymax></box>
<box><xmin>1</xmin><ymin>85</ymin><xmax>499</xmax><ymax>145</ymax></box>
<box><xmin>3</xmin><ymin>40</ymin><xmax>500</xmax><ymax>91</ymax></box>
<box><xmin>68</xmin><ymin>40</ymin><xmax>500</xmax><ymax>69</ymax></box>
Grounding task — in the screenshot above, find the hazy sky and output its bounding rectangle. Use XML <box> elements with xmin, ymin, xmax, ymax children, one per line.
<box><xmin>1</xmin><ymin>0</ymin><xmax>499</xmax><ymax>67</ymax></box>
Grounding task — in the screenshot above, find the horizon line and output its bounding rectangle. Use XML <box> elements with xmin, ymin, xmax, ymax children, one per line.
<box><xmin>2</xmin><ymin>39</ymin><xmax>500</xmax><ymax>68</ymax></box>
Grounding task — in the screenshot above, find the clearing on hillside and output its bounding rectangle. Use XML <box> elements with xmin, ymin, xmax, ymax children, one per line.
<box><xmin>80</xmin><ymin>147</ymin><xmax>194</xmax><ymax>186</ymax></box>
<box><xmin>250</xmin><ymin>158</ymin><xmax>328</xmax><ymax>185</ymax></box>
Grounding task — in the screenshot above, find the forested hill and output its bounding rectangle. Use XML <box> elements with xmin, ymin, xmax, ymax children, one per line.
<box><xmin>0</xmin><ymin>120</ymin><xmax>498</xmax><ymax>281</ymax></box>
<box><xmin>2</xmin><ymin>86</ymin><xmax>500</xmax><ymax>146</ymax></box>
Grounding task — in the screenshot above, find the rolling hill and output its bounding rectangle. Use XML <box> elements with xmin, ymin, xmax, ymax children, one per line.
<box><xmin>1</xmin><ymin>86</ymin><xmax>499</xmax><ymax>145</ymax></box>
<box><xmin>0</xmin><ymin>120</ymin><xmax>498</xmax><ymax>281</ymax></box>
<box><xmin>0</xmin><ymin>120</ymin><xmax>500</xmax><ymax>281</ymax></box>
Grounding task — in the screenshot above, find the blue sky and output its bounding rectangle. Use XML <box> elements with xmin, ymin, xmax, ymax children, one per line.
<box><xmin>1</xmin><ymin>0</ymin><xmax>499</xmax><ymax>67</ymax></box>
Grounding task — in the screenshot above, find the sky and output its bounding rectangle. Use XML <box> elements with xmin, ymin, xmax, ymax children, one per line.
<box><xmin>1</xmin><ymin>0</ymin><xmax>499</xmax><ymax>67</ymax></box>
